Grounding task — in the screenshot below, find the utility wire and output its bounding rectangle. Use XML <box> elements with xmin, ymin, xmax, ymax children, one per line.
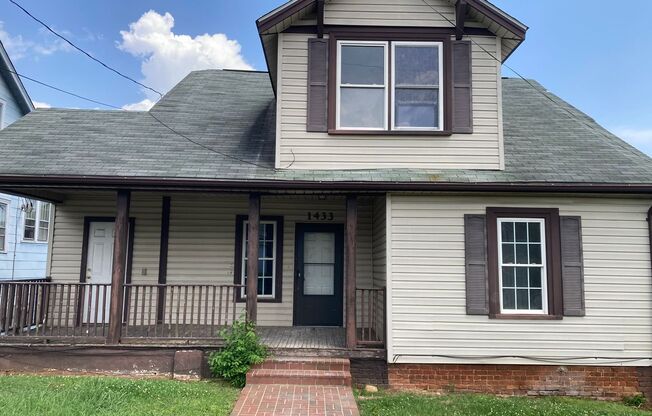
<box><xmin>147</xmin><ymin>111</ymin><xmax>271</xmax><ymax>170</ymax></box>
<box><xmin>0</xmin><ymin>66</ymin><xmax>123</xmax><ymax>110</ymax></box>
<box><xmin>419</xmin><ymin>0</ymin><xmax>622</xmax><ymax>139</ymax></box>
<box><xmin>9</xmin><ymin>0</ymin><xmax>164</xmax><ymax>98</ymax></box>
<box><xmin>0</xmin><ymin>65</ymin><xmax>274</xmax><ymax>169</ymax></box>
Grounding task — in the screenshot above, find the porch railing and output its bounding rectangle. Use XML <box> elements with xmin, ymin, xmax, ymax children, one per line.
<box><xmin>122</xmin><ymin>284</ymin><xmax>243</xmax><ymax>340</ymax></box>
<box><xmin>0</xmin><ymin>281</ymin><xmax>242</xmax><ymax>342</ymax></box>
<box><xmin>356</xmin><ymin>287</ymin><xmax>385</xmax><ymax>347</ymax></box>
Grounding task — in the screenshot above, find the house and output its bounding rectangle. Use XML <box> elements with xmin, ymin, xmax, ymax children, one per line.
<box><xmin>0</xmin><ymin>0</ymin><xmax>651</xmax><ymax>398</ymax></box>
<box><xmin>0</xmin><ymin>40</ymin><xmax>52</xmax><ymax>281</ymax></box>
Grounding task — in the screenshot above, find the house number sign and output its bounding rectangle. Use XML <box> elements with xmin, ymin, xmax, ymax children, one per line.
<box><xmin>307</xmin><ymin>211</ymin><xmax>334</xmax><ymax>221</ymax></box>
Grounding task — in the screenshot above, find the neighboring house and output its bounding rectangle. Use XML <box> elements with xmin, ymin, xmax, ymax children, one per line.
<box><xmin>0</xmin><ymin>0</ymin><xmax>651</xmax><ymax>399</ymax></box>
<box><xmin>0</xmin><ymin>40</ymin><xmax>52</xmax><ymax>281</ymax></box>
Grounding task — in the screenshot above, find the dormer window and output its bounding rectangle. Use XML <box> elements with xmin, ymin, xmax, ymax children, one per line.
<box><xmin>392</xmin><ymin>42</ymin><xmax>443</xmax><ymax>131</ymax></box>
<box><xmin>335</xmin><ymin>40</ymin><xmax>443</xmax><ymax>132</ymax></box>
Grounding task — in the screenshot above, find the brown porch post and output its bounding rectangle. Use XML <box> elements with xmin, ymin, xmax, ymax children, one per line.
<box><xmin>246</xmin><ymin>193</ymin><xmax>260</xmax><ymax>323</ymax></box>
<box><xmin>107</xmin><ymin>190</ymin><xmax>130</xmax><ymax>344</ymax></box>
<box><xmin>345</xmin><ymin>195</ymin><xmax>357</xmax><ymax>349</ymax></box>
<box><xmin>157</xmin><ymin>196</ymin><xmax>171</xmax><ymax>323</ymax></box>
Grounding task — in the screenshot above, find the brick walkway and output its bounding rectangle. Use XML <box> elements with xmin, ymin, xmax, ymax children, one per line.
<box><xmin>231</xmin><ymin>384</ymin><xmax>360</xmax><ymax>416</ymax></box>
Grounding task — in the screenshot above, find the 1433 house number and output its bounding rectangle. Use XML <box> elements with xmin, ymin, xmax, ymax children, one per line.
<box><xmin>307</xmin><ymin>211</ymin><xmax>334</xmax><ymax>221</ymax></box>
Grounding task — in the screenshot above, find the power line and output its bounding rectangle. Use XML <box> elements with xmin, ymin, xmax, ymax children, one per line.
<box><xmin>0</xmin><ymin>65</ymin><xmax>274</xmax><ymax>168</ymax></box>
<box><xmin>0</xmin><ymin>66</ymin><xmax>123</xmax><ymax>110</ymax></box>
<box><xmin>9</xmin><ymin>0</ymin><xmax>164</xmax><ymax>98</ymax></box>
<box><xmin>418</xmin><ymin>0</ymin><xmax>621</xmax><ymax>138</ymax></box>
<box><xmin>147</xmin><ymin>111</ymin><xmax>272</xmax><ymax>170</ymax></box>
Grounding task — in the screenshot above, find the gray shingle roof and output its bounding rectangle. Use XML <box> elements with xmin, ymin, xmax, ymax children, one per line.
<box><xmin>0</xmin><ymin>69</ymin><xmax>650</xmax><ymax>186</ymax></box>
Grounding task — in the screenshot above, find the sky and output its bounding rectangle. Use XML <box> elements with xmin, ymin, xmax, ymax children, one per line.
<box><xmin>0</xmin><ymin>0</ymin><xmax>651</xmax><ymax>155</ymax></box>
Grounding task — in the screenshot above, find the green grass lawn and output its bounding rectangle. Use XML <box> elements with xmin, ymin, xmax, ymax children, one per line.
<box><xmin>0</xmin><ymin>374</ymin><xmax>240</xmax><ymax>416</ymax></box>
<box><xmin>357</xmin><ymin>391</ymin><xmax>652</xmax><ymax>416</ymax></box>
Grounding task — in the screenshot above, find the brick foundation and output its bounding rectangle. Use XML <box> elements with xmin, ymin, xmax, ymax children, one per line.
<box><xmin>388</xmin><ymin>364</ymin><xmax>646</xmax><ymax>399</ymax></box>
<box><xmin>350</xmin><ymin>359</ymin><xmax>388</xmax><ymax>388</ymax></box>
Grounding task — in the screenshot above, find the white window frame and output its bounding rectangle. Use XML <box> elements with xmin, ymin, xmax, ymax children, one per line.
<box><xmin>240</xmin><ymin>220</ymin><xmax>277</xmax><ymax>300</ymax></box>
<box><xmin>336</xmin><ymin>40</ymin><xmax>389</xmax><ymax>131</ymax></box>
<box><xmin>391</xmin><ymin>41</ymin><xmax>444</xmax><ymax>132</ymax></box>
<box><xmin>497</xmin><ymin>218</ymin><xmax>548</xmax><ymax>315</ymax></box>
<box><xmin>0</xmin><ymin>200</ymin><xmax>7</xmax><ymax>252</ymax></box>
<box><xmin>22</xmin><ymin>201</ymin><xmax>52</xmax><ymax>244</ymax></box>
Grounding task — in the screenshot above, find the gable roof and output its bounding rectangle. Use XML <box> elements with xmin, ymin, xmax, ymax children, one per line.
<box><xmin>0</xmin><ymin>69</ymin><xmax>650</xmax><ymax>192</ymax></box>
<box><xmin>0</xmin><ymin>40</ymin><xmax>34</xmax><ymax>114</ymax></box>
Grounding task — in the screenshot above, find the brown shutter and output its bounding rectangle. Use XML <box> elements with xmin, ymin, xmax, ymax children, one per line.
<box><xmin>464</xmin><ymin>214</ymin><xmax>488</xmax><ymax>315</ymax></box>
<box><xmin>451</xmin><ymin>40</ymin><xmax>473</xmax><ymax>134</ymax></box>
<box><xmin>306</xmin><ymin>38</ymin><xmax>329</xmax><ymax>132</ymax></box>
<box><xmin>560</xmin><ymin>216</ymin><xmax>585</xmax><ymax>316</ymax></box>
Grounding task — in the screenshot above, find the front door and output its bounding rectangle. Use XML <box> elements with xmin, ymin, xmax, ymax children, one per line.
<box><xmin>294</xmin><ymin>223</ymin><xmax>344</xmax><ymax>326</ymax></box>
<box><xmin>83</xmin><ymin>221</ymin><xmax>115</xmax><ymax>323</ymax></box>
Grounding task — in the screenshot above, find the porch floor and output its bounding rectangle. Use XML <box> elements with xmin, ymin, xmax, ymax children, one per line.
<box><xmin>258</xmin><ymin>327</ymin><xmax>345</xmax><ymax>349</ymax></box>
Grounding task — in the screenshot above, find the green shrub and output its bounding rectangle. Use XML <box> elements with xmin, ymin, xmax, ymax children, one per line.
<box><xmin>208</xmin><ymin>320</ymin><xmax>268</xmax><ymax>388</ymax></box>
<box><xmin>623</xmin><ymin>394</ymin><xmax>646</xmax><ymax>408</ymax></box>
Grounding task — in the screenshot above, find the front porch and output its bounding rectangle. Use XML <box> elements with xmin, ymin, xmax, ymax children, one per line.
<box><xmin>0</xmin><ymin>189</ymin><xmax>387</xmax><ymax>355</ymax></box>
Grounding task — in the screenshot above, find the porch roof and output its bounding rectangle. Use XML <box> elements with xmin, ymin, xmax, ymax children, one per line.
<box><xmin>0</xmin><ymin>69</ymin><xmax>651</xmax><ymax>192</ymax></box>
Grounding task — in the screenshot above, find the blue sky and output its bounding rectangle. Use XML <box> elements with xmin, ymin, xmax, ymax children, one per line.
<box><xmin>1</xmin><ymin>0</ymin><xmax>651</xmax><ymax>155</ymax></box>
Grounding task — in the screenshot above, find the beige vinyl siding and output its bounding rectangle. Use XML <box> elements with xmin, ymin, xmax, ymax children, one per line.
<box><xmin>372</xmin><ymin>196</ymin><xmax>387</xmax><ymax>340</ymax></box>
<box><xmin>388</xmin><ymin>194</ymin><xmax>652</xmax><ymax>366</ymax></box>
<box><xmin>324</xmin><ymin>0</ymin><xmax>455</xmax><ymax>27</ymax></box>
<box><xmin>49</xmin><ymin>192</ymin><xmax>376</xmax><ymax>327</ymax></box>
<box><xmin>277</xmin><ymin>32</ymin><xmax>502</xmax><ymax>170</ymax></box>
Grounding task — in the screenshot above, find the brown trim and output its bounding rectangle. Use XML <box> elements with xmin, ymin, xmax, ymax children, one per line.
<box><xmin>259</xmin><ymin>32</ymin><xmax>277</xmax><ymax>96</ymax></box>
<box><xmin>327</xmin><ymin>31</ymin><xmax>452</xmax><ymax>133</ymax></box>
<box><xmin>233</xmin><ymin>214</ymin><xmax>284</xmax><ymax>304</ymax></box>
<box><xmin>79</xmin><ymin>216</ymin><xmax>135</xmax><ymax>285</ymax></box>
<box><xmin>108</xmin><ymin>190</ymin><xmax>131</xmax><ymax>344</ymax></box>
<box><xmin>466</xmin><ymin>0</ymin><xmax>527</xmax><ymax>39</ymax></box>
<box><xmin>256</xmin><ymin>0</ymin><xmax>527</xmax><ymax>39</ymax></box>
<box><xmin>486</xmin><ymin>207</ymin><xmax>562</xmax><ymax>320</ymax></box>
<box><xmin>455</xmin><ymin>0</ymin><xmax>468</xmax><ymax>40</ymax></box>
<box><xmin>156</xmin><ymin>196</ymin><xmax>171</xmax><ymax>322</ymax></box>
<box><xmin>316</xmin><ymin>0</ymin><xmax>324</xmax><ymax>39</ymax></box>
<box><xmin>257</xmin><ymin>0</ymin><xmax>315</xmax><ymax>33</ymax></box>
<box><xmin>3</xmin><ymin>175</ymin><xmax>652</xmax><ymax>194</ymax></box>
<box><xmin>283</xmin><ymin>25</ymin><xmax>494</xmax><ymax>37</ymax></box>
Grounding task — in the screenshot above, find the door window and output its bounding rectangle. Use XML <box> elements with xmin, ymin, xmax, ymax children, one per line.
<box><xmin>303</xmin><ymin>232</ymin><xmax>335</xmax><ymax>295</ymax></box>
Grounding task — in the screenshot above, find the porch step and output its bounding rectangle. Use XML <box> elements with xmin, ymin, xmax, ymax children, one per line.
<box><xmin>247</xmin><ymin>357</ymin><xmax>352</xmax><ymax>386</ymax></box>
<box><xmin>252</xmin><ymin>357</ymin><xmax>350</xmax><ymax>372</ymax></box>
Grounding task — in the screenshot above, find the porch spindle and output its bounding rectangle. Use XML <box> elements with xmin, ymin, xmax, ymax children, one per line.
<box><xmin>107</xmin><ymin>190</ymin><xmax>130</xmax><ymax>344</ymax></box>
<box><xmin>246</xmin><ymin>193</ymin><xmax>260</xmax><ymax>323</ymax></box>
<box><xmin>346</xmin><ymin>194</ymin><xmax>357</xmax><ymax>349</ymax></box>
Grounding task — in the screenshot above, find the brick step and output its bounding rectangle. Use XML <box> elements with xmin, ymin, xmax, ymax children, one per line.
<box><xmin>246</xmin><ymin>368</ymin><xmax>352</xmax><ymax>386</ymax></box>
<box><xmin>252</xmin><ymin>357</ymin><xmax>350</xmax><ymax>372</ymax></box>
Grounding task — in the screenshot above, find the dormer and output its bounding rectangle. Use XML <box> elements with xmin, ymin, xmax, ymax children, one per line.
<box><xmin>257</xmin><ymin>0</ymin><xmax>527</xmax><ymax>170</ymax></box>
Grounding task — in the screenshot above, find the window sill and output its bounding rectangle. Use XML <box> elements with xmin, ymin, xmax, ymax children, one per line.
<box><xmin>328</xmin><ymin>129</ymin><xmax>453</xmax><ymax>136</ymax></box>
<box><xmin>490</xmin><ymin>314</ymin><xmax>563</xmax><ymax>320</ymax></box>
<box><xmin>235</xmin><ymin>297</ymin><xmax>282</xmax><ymax>304</ymax></box>
<box><xmin>21</xmin><ymin>240</ymin><xmax>48</xmax><ymax>244</ymax></box>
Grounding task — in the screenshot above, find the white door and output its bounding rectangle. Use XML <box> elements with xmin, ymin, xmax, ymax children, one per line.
<box><xmin>83</xmin><ymin>222</ymin><xmax>115</xmax><ymax>323</ymax></box>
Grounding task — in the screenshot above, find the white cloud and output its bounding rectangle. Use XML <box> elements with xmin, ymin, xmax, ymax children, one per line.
<box><xmin>0</xmin><ymin>21</ymin><xmax>72</xmax><ymax>61</ymax></box>
<box><xmin>118</xmin><ymin>10</ymin><xmax>252</xmax><ymax>108</ymax></box>
<box><xmin>32</xmin><ymin>101</ymin><xmax>51</xmax><ymax>109</ymax></box>
<box><xmin>122</xmin><ymin>98</ymin><xmax>156</xmax><ymax>111</ymax></box>
<box><xmin>611</xmin><ymin>127</ymin><xmax>652</xmax><ymax>156</ymax></box>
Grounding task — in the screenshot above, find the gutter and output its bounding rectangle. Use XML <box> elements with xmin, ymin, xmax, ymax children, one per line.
<box><xmin>1</xmin><ymin>175</ymin><xmax>652</xmax><ymax>194</ymax></box>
